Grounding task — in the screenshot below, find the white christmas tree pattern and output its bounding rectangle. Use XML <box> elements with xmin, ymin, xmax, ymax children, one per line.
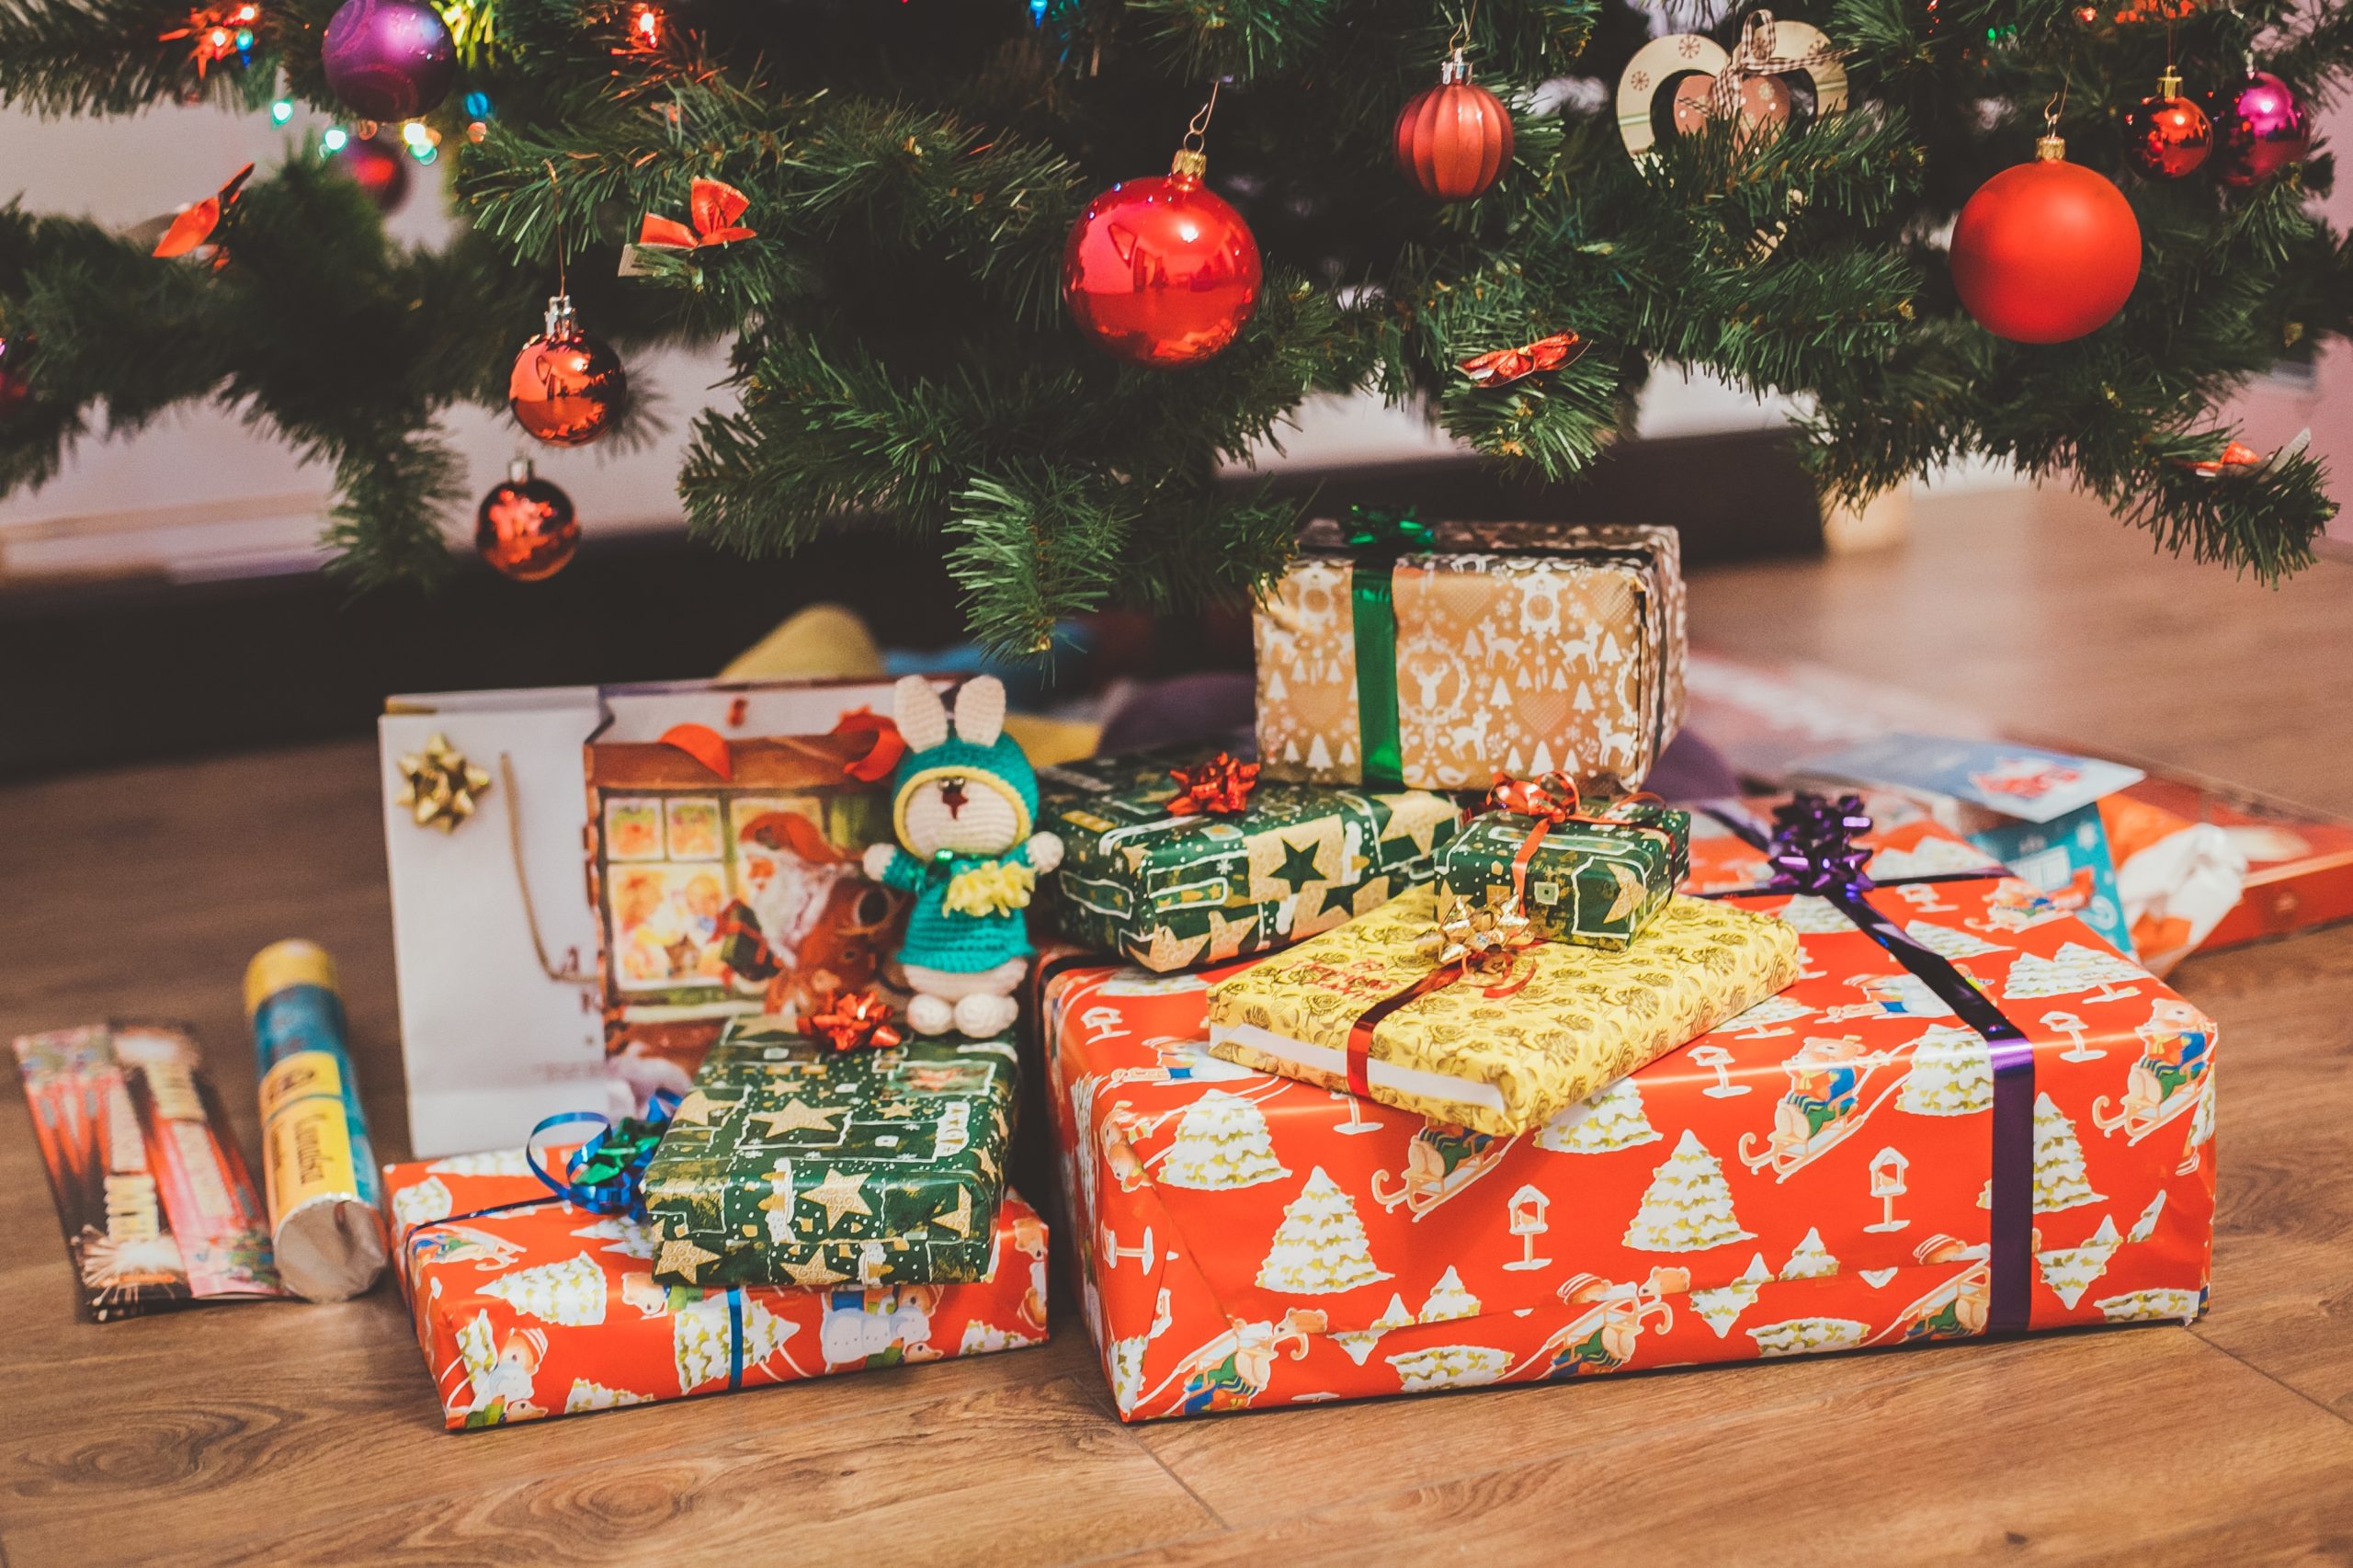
<box><xmin>1780</xmin><ymin>1228</ymin><xmax>1840</xmax><ymax>1280</ymax></box>
<box><xmin>1623</xmin><ymin>1131</ymin><xmax>1756</xmax><ymax>1253</ymax></box>
<box><xmin>1903</xmin><ymin>920</ymin><xmax>2006</xmax><ymax>960</ymax></box>
<box><xmin>1258</xmin><ymin>1167</ymin><xmax>1392</xmax><ymax>1294</ymax></box>
<box><xmin>1110</xmin><ymin>1332</ymin><xmax>1151</xmax><ymax>1412</ymax></box>
<box><xmin>2094</xmin><ymin>1287</ymin><xmax>2203</xmax><ymax>1324</ymax></box>
<box><xmin>482</xmin><ymin>1252</ymin><xmax>607</xmax><ymax>1326</ymax></box>
<box><xmin>1722</xmin><ymin>994</ymin><xmax>1815</xmax><ymax>1035</ymax></box>
<box><xmin>1691</xmin><ymin>1253</ymin><xmax>1774</xmax><ymax>1338</ymax></box>
<box><xmin>2128</xmin><ymin>1191</ymin><xmax>2167</xmax><ymax>1244</ymax></box>
<box><xmin>1419</xmin><ymin>1267</ymin><xmax>1482</xmax><ymax>1324</ymax></box>
<box><xmin>456</xmin><ymin>1310</ymin><xmax>498</xmax><ymax>1387</ymax></box>
<box><xmin>1157</xmin><ymin>1089</ymin><xmax>1290</xmax><ymax>1190</ymax></box>
<box><xmin>1869</xmin><ymin>838</ymin><xmax>2001</xmax><ymax>879</ymax></box>
<box><xmin>1387</xmin><ymin>1344</ymin><xmax>1513</xmax><ymax>1392</ymax></box>
<box><xmin>673</xmin><ymin>1292</ymin><xmax>795</xmax><ymax>1392</ymax></box>
<box><xmin>426</xmin><ymin>1149</ymin><xmax>534</xmax><ymax>1177</ymax></box>
<box><xmin>391</xmin><ymin>1176</ymin><xmax>453</xmax><ymax>1230</ymax></box>
<box><xmin>1775</xmin><ymin>895</ymin><xmax>1859</xmax><ymax>933</ymax></box>
<box><xmin>1332</xmin><ymin>1294</ymin><xmax>1416</xmax><ymax>1366</ymax></box>
<box><xmin>564</xmin><ymin>1379</ymin><xmax>655</xmax><ymax>1413</ymax></box>
<box><xmin>1896</xmin><ymin>1025</ymin><xmax>1994</xmax><ymax>1117</ymax></box>
<box><xmin>2004</xmin><ymin>943</ymin><xmax>2145</xmax><ymax>1003</ymax></box>
<box><xmin>1747</xmin><ymin>1316</ymin><xmax>1871</xmax><ymax>1358</ymax></box>
<box><xmin>1536</xmin><ymin>1077</ymin><xmax>1663</xmax><ymax>1153</ymax></box>
<box><xmin>571</xmin><ymin>1216</ymin><xmax>657</xmax><ymax>1259</ymax></box>
<box><xmin>2036</xmin><ymin>1215</ymin><xmax>2122</xmax><ymax>1308</ymax></box>
<box><xmin>2032</xmin><ymin>1093</ymin><xmax>2105</xmax><ymax>1212</ymax></box>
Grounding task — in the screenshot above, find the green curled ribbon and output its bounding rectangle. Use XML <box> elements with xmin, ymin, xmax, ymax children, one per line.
<box><xmin>1340</xmin><ymin>506</ymin><xmax>1431</xmax><ymax>790</ymax></box>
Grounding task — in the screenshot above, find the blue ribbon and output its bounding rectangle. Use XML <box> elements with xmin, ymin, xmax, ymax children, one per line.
<box><xmin>1705</xmin><ymin>795</ymin><xmax>2037</xmax><ymax>1336</ymax></box>
<box><xmin>526</xmin><ymin>1088</ymin><xmax>681</xmax><ymax>1222</ymax></box>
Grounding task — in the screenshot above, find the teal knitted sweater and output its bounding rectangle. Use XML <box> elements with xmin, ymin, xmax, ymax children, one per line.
<box><xmin>878</xmin><ymin>844</ymin><xmax>1041</xmax><ymax>974</ymax></box>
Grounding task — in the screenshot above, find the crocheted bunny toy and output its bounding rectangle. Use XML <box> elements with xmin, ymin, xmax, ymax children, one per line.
<box><xmin>862</xmin><ymin>675</ymin><xmax>1063</xmax><ymax>1036</ymax></box>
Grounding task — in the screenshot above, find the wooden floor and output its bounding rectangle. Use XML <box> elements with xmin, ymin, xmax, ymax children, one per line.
<box><xmin>4</xmin><ymin>485</ymin><xmax>2352</xmax><ymax>1566</ymax></box>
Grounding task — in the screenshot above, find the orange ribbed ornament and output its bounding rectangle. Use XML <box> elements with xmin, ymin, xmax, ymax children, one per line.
<box><xmin>1393</xmin><ymin>57</ymin><xmax>1513</xmax><ymax>201</ymax></box>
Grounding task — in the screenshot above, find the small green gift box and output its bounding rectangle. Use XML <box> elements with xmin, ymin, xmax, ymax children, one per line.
<box><xmin>1436</xmin><ymin>790</ymin><xmax>1690</xmax><ymax>950</ymax></box>
<box><xmin>641</xmin><ymin>1019</ymin><xmax>1015</xmax><ymax>1290</ymax></box>
<box><xmin>1038</xmin><ymin>747</ymin><xmax>1462</xmax><ymax>971</ymax></box>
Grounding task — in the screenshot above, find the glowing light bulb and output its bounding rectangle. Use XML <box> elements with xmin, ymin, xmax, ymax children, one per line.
<box><xmin>270</xmin><ymin>98</ymin><xmax>294</xmax><ymax>124</ymax></box>
<box><xmin>401</xmin><ymin>119</ymin><xmax>432</xmax><ymax>147</ymax></box>
<box><xmin>322</xmin><ymin>126</ymin><xmax>348</xmax><ymax>152</ymax></box>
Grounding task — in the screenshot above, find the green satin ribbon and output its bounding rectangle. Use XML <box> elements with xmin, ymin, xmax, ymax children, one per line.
<box><xmin>1342</xmin><ymin>507</ymin><xmax>1430</xmax><ymax>790</ymax></box>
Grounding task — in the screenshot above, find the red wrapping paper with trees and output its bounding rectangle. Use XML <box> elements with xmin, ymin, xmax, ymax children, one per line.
<box><xmin>1041</xmin><ymin>814</ymin><xmax>2214</xmax><ymax>1421</ymax></box>
<box><xmin>382</xmin><ymin>1150</ymin><xmax>1049</xmax><ymax>1430</ymax></box>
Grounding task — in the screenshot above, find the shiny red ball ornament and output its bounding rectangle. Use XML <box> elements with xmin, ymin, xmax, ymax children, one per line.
<box><xmin>474</xmin><ymin>459</ymin><xmax>579</xmax><ymax>581</ymax></box>
<box><xmin>2206</xmin><ymin>70</ymin><xmax>2309</xmax><ymax>187</ymax></box>
<box><xmin>2123</xmin><ymin>70</ymin><xmax>2211</xmax><ymax>179</ymax></box>
<box><xmin>1393</xmin><ymin>55</ymin><xmax>1513</xmax><ymax>201</ymax></box>
<box><xmin>1950</xmin><ymin>134</ymin><xmax>2142</xmax><ymax>344</ymax></box>
<box><xmin>1063</xmin><ymin>150</ymin><xmax>1261</xmax><ymax>369</ymax></box>
<box><xmin>508</xmin><ymin>295</ymin><xmax>628</xmax><ymax>447</ymax></box>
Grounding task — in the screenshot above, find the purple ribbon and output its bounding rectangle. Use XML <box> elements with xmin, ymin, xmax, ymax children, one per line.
<box><xmin>1706</xmin><ymin>796</ymin><xmax>2037</xmax><ymax>1336</ymax></box>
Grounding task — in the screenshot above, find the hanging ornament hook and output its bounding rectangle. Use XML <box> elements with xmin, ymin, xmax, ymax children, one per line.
<box><xmin>1174</xmin><ymin>80</ymin><xmax>1221</xmax><ymax>176</ymax></box>
<box><xmin>542</xmin><ymin>157</ymin><xmax>569</xmax><ymax>298</ymax></box>
<box><xmin>2039</xmin><ymin>78</ymin><xmax>2069</xmax><ymax>159</ymax></box>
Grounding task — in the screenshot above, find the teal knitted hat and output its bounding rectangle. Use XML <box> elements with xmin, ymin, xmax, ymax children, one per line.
<box><xmin>890</xmin><ymin>732</ymin><xmax>1040</xmax><ymax>822</ymax></box>
<box><xmin>887</xmin><ymin>675</ymin><xmax>1040</xmax><ymax>844</ymax></box>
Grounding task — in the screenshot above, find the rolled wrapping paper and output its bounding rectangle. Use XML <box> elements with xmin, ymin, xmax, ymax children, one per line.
<box><xmin>247</xmin><ymin>940</ymin><xmax>388</xmax><ymax>1301</ymax></box>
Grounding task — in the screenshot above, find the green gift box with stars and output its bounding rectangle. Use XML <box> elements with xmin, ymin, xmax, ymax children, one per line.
<box><xmin>1038</xmin><ymin>747</ymin><xmax>1463</xmax><ymax>971</ymax></box>
<box><xmin>1436</xmin><ymin>797</ymin><xmax>1691</xmax><ymax>950</ymax></box>
<box><xmin>640</xmin><ymin>1019</ymin><xmax>1016</xmax><ymax>1290</ymax></box>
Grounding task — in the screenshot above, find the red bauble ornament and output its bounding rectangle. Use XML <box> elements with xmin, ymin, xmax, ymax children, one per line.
<box><xmin>1063</xmin><ymin>149</ymin><xmax>1261</xmax><ymax>369</ymax></box>
<box><xmin>2207</xmin><ymin>70</ymin><xmax>2308</xmax><ymax>187</ymax></box>
<box><xmin>1950</xmin><ymin>135</ymin><xmax>2142</xmax><ymax>344</ymax></box>
<box><xmin>2123</xmin><ymin>69</ymin><xmax>2211</xmax><ymax>179</ymax></box>
<box><xmin>474</xmin><ymin>459</ymin><xmax>579</xmax><ymax>581</ymax></box>
<box><xmin>0</xmin><ymin>335</ymin><xmax>29</xmax><ymax>421</ymax></box>
<box><xmin>509</xmin><ymin>295</ymin><xmax>627</xmax><ymax>446</ymax></box>
<box><xmin>1394</xmin><ymin>55</ymin><xmax>1513</xmax><ymax>201</ymax></box>
<box><xmin>329</xmin><ymin>131</ymin><xmax>413</xmax><ymax>213</ymax></box>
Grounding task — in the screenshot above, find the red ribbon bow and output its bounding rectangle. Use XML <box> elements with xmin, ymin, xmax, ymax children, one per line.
<box><xmin>832</xmin><ymin>708</ymin><xmax>906</xmax><ymax>782</ymax></box>
<box><xmin>1165</xmin><ymin>752</ymin><xmax>1262</xmax><ymax>817</ymax></box>
<box><xmin>638</xmin><ymin>179</ymin><xmax>756</xmax><ymax>250</ymax></box>
<box><xmin>1458</xmin><ymin>331</ymin><xmax>1587</xmax><ymax>387</ymax></box>
<box><xmin>802</xmin><ymin>989</ymin><xmax>904</xmax><ymax>1052</ymax></box>
<box><xmin>1486</xmin><ymin>770</ymin><xmax>1584</xmax><ymax>824</ymax></box>
<box><xmin>153</xmin><ymin>163</ymin><xmax>255</xmax><ymax>259</ymax></box>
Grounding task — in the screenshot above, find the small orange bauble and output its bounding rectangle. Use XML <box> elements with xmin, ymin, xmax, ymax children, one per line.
<box><xmin>508</xmin><ymin>295</ymin><xmax>627</xmax><ymax>447</ymax></box>
<box><xmin>1394</xmin><ymin>58</ymin><xmax>1513</xmax><ymax>201</ymax></box>
<box><xmin>474</xmin><ymin>459</ymin><xmax>579</xmax><ymax>581</ymax></box>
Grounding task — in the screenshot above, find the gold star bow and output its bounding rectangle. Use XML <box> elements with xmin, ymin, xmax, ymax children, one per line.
<box><xmin>393</xmin><ymin>734</ymin><xmax>493</xmax><ymax>833</ymax></box>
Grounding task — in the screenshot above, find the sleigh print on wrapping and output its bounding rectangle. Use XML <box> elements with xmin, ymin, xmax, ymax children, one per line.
<box><xmin>1041</xmin><ymin>817</ymin><xmax>2214</xmax><ymax>1421</ymax></box>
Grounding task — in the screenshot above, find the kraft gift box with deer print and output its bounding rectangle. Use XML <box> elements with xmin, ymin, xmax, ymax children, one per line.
<box><xmin>1038</xmin><ymin>747</ymin><xmax>1463</xmax><ymax>973</ymax></box>
<box><xmin>1041</xmin><ymin>813</ymin><xmax>2216</xmax><ymax>1421</ymax></box>
<box><xmin>586</xmin><ymin>730</ymin><xmax>902</xmax><ymax>1081</ymax></box>
<box><xmin>1253</xmin><ymin>521</ymin><xmax>1687</xmax><ymax>792</ymax></box>
<box><xmin>382</xmin><ymin>1147</ymin><xmax>1048</xmax><ymax>1430</ymax></box>
<box><xmin>639</xmin><ymin>1019</ymin><xmax>1017</xmax><ymax>1290</ymax></box>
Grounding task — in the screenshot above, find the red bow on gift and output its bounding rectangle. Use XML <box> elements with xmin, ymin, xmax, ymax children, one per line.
<box><xmin>1458</xmin><ymin>331</ymin><xmax>1587</xmax><ymax>387</ymax></box>
<box><xmin>153</xmin><ymin>163</ymin><xmax>255</xmax><ymax>259</ymax></box>
<box><xmin>1165</xmin><ymin>752</ymin><xmax>1262</xmax><ymax>816</ymax></box>
<box><xmin>1487</xmin><ymin>770</ymin><xmax>1584</xmax><ymax>824</ymax></box>
<box><xmin>802</xmin><ymin>988</ymin><xmax>904</xmax><ymax>1052</ymax></box>
<box><xmin>638</xmin><ymin>179</ymin><xmax>756</xmax><ymax>250</ymax></box>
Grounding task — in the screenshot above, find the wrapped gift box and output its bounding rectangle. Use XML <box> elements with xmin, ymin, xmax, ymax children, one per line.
<box><xmin>1038</xmin><ymin>748</ymin><xmax>1462</xmax><ymax>971</ymax></box>
<box><xmin>1437</xmin><ymin>795</ymin><xmax>1689</xmax><ymax>949</ymax></box>
<box><xmin>2106</xmin><ymin>772</ymin><xmax>2353</xmax><ymax>958</ymax></box>
<box><xmin>383</xmin><ymin>1148</ymin><xmax>1048</xmax><ymax>1430</ymax></box>
<box><xmin>1254</xmin><ymin>521</ymin><xmax>1685</xmax><ymax>791</ymax></box>
<box><xmin>1043</xmin><ymin>828</ymin><xmax>2216</xmax><ymax>1422</ymax></box>
<box><xmin>641</xmin><ymin>1020</ymin><xmax>1017</xmax><ymax>1289</ymax></box>
<box><xmin>1203</xmin><ymin>887</ymin><xmax>1801</xmax><ymax>1136</ymax></box>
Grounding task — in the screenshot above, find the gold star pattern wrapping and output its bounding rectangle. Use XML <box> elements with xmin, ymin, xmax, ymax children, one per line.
<box><xmin>393</xmin><ymin>733</ymin><xmax>494</xmax><ymax>833</ymax></box>
<box><xmin>1038</xmin><ymin>745</ymin><xmax>1464</xmax><ymax>974</ymax></box>
<box><xmin>641</xmin><ymin>1018</ymin><xmax>1017</xmax><ymax>1289</ymax></box>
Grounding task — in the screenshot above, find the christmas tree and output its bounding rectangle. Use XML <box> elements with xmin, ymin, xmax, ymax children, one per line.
<box><xmin>1690</xmin><ymin>1252</ymin><xmax>1774</xmax><ymax>1337</ymax></box>
<box><xmin>674</xmin><ymin>1289</ymin><xmax>795</xmax><ymax>1391</ymax></box>
<box><xmin>481</xmin><ymin>1251</ymin><xmax>607</xmax><ymax>1326</ymax></box>
<box><xmin>1332</xmin><ymin>1292</ymin><xmax>1417</xmax><ymax>1366</ymax></box>
<box><xmin>1779</xmin><ymin>1226</ymin><xmax>1839</xmax><ymax>1279</ymax></box>
<box><xmin>1257</xmin><ymin>1165</ymin><xmax>1392</xmax><ymax>1294</ymax></box>
<box><xmin>1624</xmin><ymin>1129</ymin><xmax>1755</xmax><ymax>1252</ymax></box>
<box><xmin>1156</xmin><ymin>1089</ymin><xmax>1290</xmax><ymax>1191</ymax></box>
<box><xmin>1895</xmin><ymin>1023</ymin><xmax>1993</xmax><ymax>1116</ymax></box>
<box><xmin>1418</xmin><ymin>1265</ymin><xmax>1482</xmax><ymax>1324</ymax></box>
<box><xmin>0</xmin><ymin>0</ymin><xmax>2345</xmax><ymax>648</ymax></box>
<box><xmin>1536</xmin><ymin>1075</ymin><xmax>1663</xmax><ymax>1153</ymax></box>
<box><xmin>2035</xmin><ymin>1212</ymin><xmax>2122</xmax><ymax>1307</ymax></box>
<box><xmin>1901</xmin><ymin>921</ymin><xmax>2005</xmax><ymax>960</ymax></box>
<box><xmin>2004</xmin><ymin>943</ymin><xmax>2148</xmax><ymax>1003</ymax></box>
<box><xmin>563</xmin><ymin>1378</ymin><xmax>655</xmax><ymax>1413</ymax></box>
<box><xmin>1387</xmin><ymin>1343</ymin><xmax>1512</xmax><ymax>1392</ymax></box>
<box><xmin>389</xmin><ymin>1175</ymin><xmax>452</xmax><ymax>1230</ymax></box>
<box><xmin>2031</xmin><ymin>1090</ymin><xmax>2106</xmax><ymax>1212</ymax></box>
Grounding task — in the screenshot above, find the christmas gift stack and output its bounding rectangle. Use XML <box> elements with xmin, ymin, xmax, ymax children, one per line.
<box><xmin>1040</xmin><ymin>791</ymin><xmax>2218</xmax><ymax>1419</ymax></box>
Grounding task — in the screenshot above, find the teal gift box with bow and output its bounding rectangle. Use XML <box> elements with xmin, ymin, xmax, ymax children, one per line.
<box><xmin>1436</xmin><ymin>780</ymin><xmax>1691</xmax><ymax>949</ymax></box>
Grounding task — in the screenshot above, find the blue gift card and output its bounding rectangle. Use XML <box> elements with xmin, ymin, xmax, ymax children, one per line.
<box><xmin>1797</xmin><ymin>734</ymin><xmax>2143</xmax><ymax>824</ymax></box>
<box><xmin>1966</xmin><ymin>803</ymin><xmax>2134</xmax><ymax>959</ymax></box>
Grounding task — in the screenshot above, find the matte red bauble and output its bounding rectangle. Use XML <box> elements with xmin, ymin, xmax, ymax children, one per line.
<box><xmin>1950</xmin><ymin>136</ymin><xmax>2142</xmax><ymax>344</ymax></box>
<box><xmin>2206</xmin><ymin>71</ymin><xmax>2308</xmax><ymax>187</ymax></box>
<box><xmin>2123</xmin><ymin>70</ymin><xmax>2211</xmax><ymax>179</ymax></box>
<box><xmin>509</xmin><ymin>295</ymin><xmax>628</xmax><ymax>446</ymax></box>
<box><xmin>1394</xmin><ymin>57</ymin><xmax>1513</xmax><ymax>201</ymax></box>
<box><xmin>1063</xmin><ymin>151</ymin><xmax>1262</xmax><ymax>368</ymax></box>
<box><xmin>330</xmin><ymin>131</ymin><xmax>413</xmax><ymax>213</ymax></box>
<box><xmin>475</xmin><ymin>459</ymin><xmax>579</xmax><ymax>581</ymax></box>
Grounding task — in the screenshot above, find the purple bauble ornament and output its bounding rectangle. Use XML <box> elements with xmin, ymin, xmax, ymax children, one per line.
<box><xmin>2207</xmin><ymin>70</ymin><xmax>2309</xmax><ymax>187</ymax></box>
<box><xmin>322</xmin><ymin>0</ymin><xmax>456</xmax><ymax>121</ymax></box>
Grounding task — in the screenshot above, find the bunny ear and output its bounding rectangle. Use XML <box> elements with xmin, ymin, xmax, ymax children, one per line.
<box><xmin>892</xmin><ymin>675</ymin><xmax>950</xmax><ymax>752</ymax></box>
<box><xmin>952</xmin><ymin>676</ymin><xmax>1006</xmax><ymax>747</ymax></box>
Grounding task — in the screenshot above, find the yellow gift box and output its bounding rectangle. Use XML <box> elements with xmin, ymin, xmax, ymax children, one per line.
<box><xmin>1203</xmin><ymin>886</ymin><xmax>1800</xmax><ymax>1136</ymax></box>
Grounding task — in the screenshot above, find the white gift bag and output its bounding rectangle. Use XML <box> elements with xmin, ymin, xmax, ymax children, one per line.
<box><xmin>379</xmin><ymin>678</ymin><xmax>904</xmax><ymax>1157</ymax></box>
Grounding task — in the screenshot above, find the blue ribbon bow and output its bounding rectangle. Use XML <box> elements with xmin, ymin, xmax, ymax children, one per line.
<box><xmin>527</xmin><ymin>1087</ymin><xmax>681</xmax><ymax>1222</ymax></box>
